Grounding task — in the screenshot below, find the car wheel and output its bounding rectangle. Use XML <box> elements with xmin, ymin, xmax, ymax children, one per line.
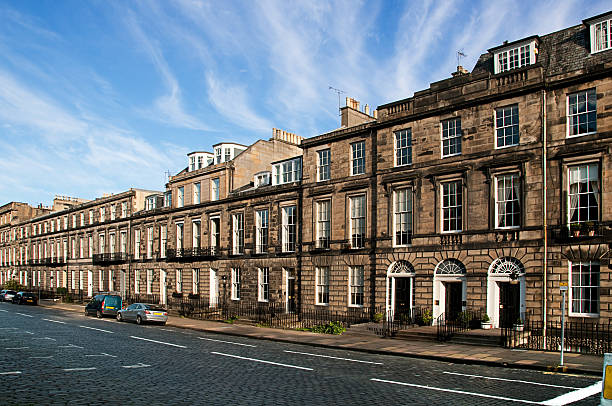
<box><xmin>96</xmin><ymin>310</ymin><xmax>102</xmax><ymax>319</ymax></box>
<box><xmin>136</xmin><ymin>316</ymin><xmax>142</xmax><ymax>325</ymax></box>
<box><xmin>160</xmin><ymin>322</ymin><xmax>166</xmax><ymax>326</ymax></box>
<box><xmin>84</xmin><ymin>309</ymin><xmax>89</xmax><ymax>316</ymax></box>
<box><xmin>116</xmin><ymin>313</ymin><xmax>123</xmax><ymax>322</ymax></box>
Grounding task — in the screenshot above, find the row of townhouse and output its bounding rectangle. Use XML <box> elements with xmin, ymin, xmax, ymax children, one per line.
<box><xmin>1</xmin><ymin>12</ymin><xmax>612</xmax><ymax>328</ymax></box>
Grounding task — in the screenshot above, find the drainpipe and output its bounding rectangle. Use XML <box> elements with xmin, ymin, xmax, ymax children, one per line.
<box><xmin>542</xmin><ymin>89</ymin><xmax>548</xmax><ymax>350</ymax></box>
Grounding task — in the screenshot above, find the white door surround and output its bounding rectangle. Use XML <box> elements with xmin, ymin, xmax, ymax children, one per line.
<box><xmin>486</xmin><ymin>257</ymin><xmax>526</xmax><ymax>328</ymax></box>
<box><xmin>160</xmin><ymin>270</ymin><xmax>167</xmax><ymax>305</ymax></box>
<box><xmin>209</xmin><ymin>269</ymin><xmax>219</xmax><ymax>307</ymax></box>
<box><xmin>432</xmin><ymin>259</ymin><xmax>467</xmax><ymax>323</ymax></box>
<box><xmin>385</xmin><ymin>260</ymin><xmax>416</xmax><ymax>318</ymax></box>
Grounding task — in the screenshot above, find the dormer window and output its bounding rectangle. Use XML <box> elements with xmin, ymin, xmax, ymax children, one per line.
<box><xmin>215</xmin><ymin>148</ymin><xmax>222</xmax><ymax>164</ymax></box>
<box><xmin>590</xmin><ymin>17</ymin><xmax>611</xmax><ymax>53</ymax></box>
<box><xmin>272</xmin><ymin>157</ymin><xmax>302</xmax><ymax>185</ymax></box>
<box><xmin>493</xmin><ymin>40</ymin><xmax>537</xmax><ymax>74</ymax></box>
<box><xmin>254</xmin><ymin>172</ymin><xmax>271</xmax><ymax>188</ymax></box>
<box><xmin>190</xmin><ymin>156</ymin><xmax>196</xmax><ymax>171</ymax></box>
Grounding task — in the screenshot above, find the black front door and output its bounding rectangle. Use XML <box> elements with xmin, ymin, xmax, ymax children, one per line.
<box><xmin>394</xmin><ymin>278</ymin><xmax>411</xmax><ymax>316</ymax></box>
<box><xmin>287</xmin><ymin>278</ymin><xmax>296</xmax><ymax>313</ymax></box>
<box><xmin>445</xmin><ymin>282</ymin><xmax>462</xmax><ymax>321</ymax></box>
<box><xmin>499</xmin><ymin>282</ymin><xmax>520</xmax><ymax>328</ymax></box>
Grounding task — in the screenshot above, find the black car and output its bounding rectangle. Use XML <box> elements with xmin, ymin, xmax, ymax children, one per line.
<box><xmin>85</xmin><ymin>294</ymin><xmax>122</xmax><ymax>318</ymax></box>
<box><xmin>12</xmin><ymin>292</ymin><xmax>38</xmax><ymax>305</ymax></box>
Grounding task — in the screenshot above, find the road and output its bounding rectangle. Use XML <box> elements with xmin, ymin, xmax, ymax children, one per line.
<box><xmin>0</xmin><ymin>301</ymin><xmax>602</xmax><ymax>405</ymax></box>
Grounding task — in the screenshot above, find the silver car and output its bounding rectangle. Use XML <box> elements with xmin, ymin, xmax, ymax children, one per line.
<box><xmin>116</xmin><ymin>303</ymin><xmax>168</xmax><ymax>325</ymax></box>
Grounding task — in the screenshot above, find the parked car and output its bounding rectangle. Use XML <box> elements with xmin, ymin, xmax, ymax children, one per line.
<box><xmin>0</xmin><ymin>290</ymin><xmax>7</xmax><ymax>301</ymax></box>
<box><xmin>2</xmin><ymin>290</ymin><xmax>17</xmax><ymax>303</ymax></box>
<box><xmin>85</xmin><ymin>293</ymin><xmax>122</xmax><ymax>318</ymax></box>
<box><xmin>12</xmin><ymin>292</ymin><xmax>38</xmax><ymax>305</ymax></box>
<box><xmin>116</xmin><ymin>303</ymin><xmax>168</xmax><ymax>325</ymax></box>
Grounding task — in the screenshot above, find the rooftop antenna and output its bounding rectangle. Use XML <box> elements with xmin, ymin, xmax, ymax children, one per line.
<box><xmin>457</xmin><ymin>49</ymin><xmax>467</xmax><ymax>67</ymax></box>
<box><xmin>165</xmin><ymin>170</ymin><xmax>171</xmax><ymax>182</ymax></box>
<box><xmin>328</xmin><ymin>86</ymin><xmax>345</xmax><ymax>116</ymax></box>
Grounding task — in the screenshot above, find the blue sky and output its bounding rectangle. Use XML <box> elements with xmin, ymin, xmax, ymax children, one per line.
<box><xmin>0</xmin><ymin>0</ymin><xmax>609</xmax><ymax>206</ymax></box>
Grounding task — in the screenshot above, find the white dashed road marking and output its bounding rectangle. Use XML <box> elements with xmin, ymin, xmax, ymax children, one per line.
<box><xmin>211</xmin><ymin>352</ymin><xmax>313</xmax><ymax>371</ymax></box>
<box><xmin>0</xmin><ymin>327</ymin><xmax>17</xmax><ymax>330</ymax></box>
<box><xmin>42</xmin><ymin>318</ymin><xmax>66</xmax><ymax>324</ymax></box>
<box><xmin>0</xmin><ymin>371</ymin><xmax>21</xmax><ymax>375</ymax></box>
<box><xmin>59</xmin><ymin>344</ymin><xmax>83</xmax><ymax>349</ymax></box>
<box><xmin>78</xmin><ymin>325</ymin><xmax>114</xmax><ymax>334</ymax></box>
<box><xmin>85</xmin><ymin>353</ymin><xmax>117</xmax><ymax>358</ymax></box>
<box><xmin>32</xmin><ymin>337</ymin><xmax>56</xmax><ymax>341</ymax></box>
<box><xmin>370</xmin><ymin>378</ymin><xmax>541</xmax><ymax>404</ymax></box>
<box><xmin>15</xmin><ymin>313</ymin><xmax>33</xmax><ymax>318</ymax></box>
<box><xmin>29</xmin><ymin>356</ymin><xmax>53</xmax><ymax>359</ymax></box>
<box><xmin>122</xmin><ymin>363</ymin><xmax>151</xmax><ymax>369</ymax></box>
<box><xmin>63</xmin><ymin>367</ymin><xmax>96</xmax><ymax>372</ymax></box>
<box><xmin>5</xmin><ymin>347</ymin><xmax>29</xmax><ymax>350</ymax></box>
<box><xmin>130</xmin><ymin>336</ymin><xmax>187</xmax><ymax>348</ymax></box>
<box><xmin>284</xmin><ymin>350</ymin><xmax>383</xmax><ymax>365</ymax></box>
<box><xmin>442</xmin><ymin>371</ymin><xmax>580</xmax><ymax>389</ymax></box>
<box><xmin>198</xmin><ymin>337</ymin><xmax>256</xmax><ymax>347</ymax></box>
<box><xmin>0</xmin><ymin>309</ymin><xmax>8</xmax><ymax>312</ymax></box>
<box><xmin>540</xmin><ymin>380</ymin><xmax>602</xmax><ymax>406</ymax></box>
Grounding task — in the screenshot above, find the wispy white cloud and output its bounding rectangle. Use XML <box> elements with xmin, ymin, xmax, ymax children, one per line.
<box><xmin>205</xmin><ymin>72</ymin><xmax>273</xmax><ymax>134</ymax></box>
<box><xmin>123</xmin><ymin>11</ymin><xmax>211</xmax><ymax>131</ymax></box>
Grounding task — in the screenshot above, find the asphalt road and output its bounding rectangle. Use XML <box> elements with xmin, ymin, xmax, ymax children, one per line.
<box><xmin>0</xmin><ymin>301</ymin><xmax>603</xmax><ymax>405</ymax></box>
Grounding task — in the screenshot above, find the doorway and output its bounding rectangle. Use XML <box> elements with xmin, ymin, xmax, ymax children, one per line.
<box><xmin>394</xmin><ymin>277</ymin><xmax>413</xmax><ymax>316</ymax></box>
<box><xmin>499</xmin><ymin>282</ymin><xmax>520</xmax><ymax>328</ymax></box>
<box><xmin>286</xmin><ymin>269</ymin><xmax>296</xmax><ymax>313</ymax></box>
<box><xmin>445</xmin><ymin>282</ymin><xmax>463</xmax><ymax>321</ymax></box>
<box><xmin>209</xmin><ymin>269</ymin><xmax>219</xmax><ymax>307</ymax></box>
<box><xmin>87</xmin><ymin>271</ymin><xmax>93</xmax><ymax>297</ymax></box>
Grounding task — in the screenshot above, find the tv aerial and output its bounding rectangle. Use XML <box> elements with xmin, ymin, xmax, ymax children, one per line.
<box><xmin>329</xmin><ymin>86</ymin><xmax>346</xmax><ymax>116</ymax></box>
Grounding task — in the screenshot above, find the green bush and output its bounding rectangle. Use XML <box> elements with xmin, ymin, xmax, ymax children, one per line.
<box><xmin>417</xmin><ymin>309</ymin><xmax>433</xmax><ymax>326</ymax></box>
<box><xmin>56</xmin><ymin>287</ymin><xmax>67</xmax><ymax>295</ymax></box>
<box><xmin>2</xmin><ymin>280</ymin><xmax>25</xmax><ymax>291</ymax></box>
<box><xmin>372</xmin><ymin>312</ymin><xmax>384</xmax><ymax>323</ymax></box>
<box><xmin>481</xmin><ymin>313</ymin><xmax>490</xmax><ymax>322</ymax></box>
<box><xmin>308</xmin><ymin>321</ymin><xmax>346</xmax><ymax>335</ymax></box>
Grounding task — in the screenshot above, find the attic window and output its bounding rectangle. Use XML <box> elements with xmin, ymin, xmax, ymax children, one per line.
<box><xmin>255</xmin><ymin>172</ymin><xmax>271</xmax><ymax>188</ymax></box>
<box><xmin>591</xmin><ymin>18</ymin><xmax>611</xmax><ymax>53</ymax></box>
<box><xmin>494</xmin><ymin>40</ymin><xmax>536</xmax><ymax>74</ymax></box>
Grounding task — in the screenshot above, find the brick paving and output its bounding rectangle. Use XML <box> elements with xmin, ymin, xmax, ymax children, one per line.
<box><xmin>40</xmin><ymin>300</ymin><xmax>604</xmax><ymax>376</ymax></box>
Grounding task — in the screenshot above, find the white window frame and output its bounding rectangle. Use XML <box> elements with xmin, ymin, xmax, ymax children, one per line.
<box><xmin>393</xmin><ymin>188</ymin><xmax>412</xmax><ymax>246</ymax></box>
<box><xmin>232</xmin><ymin>213</ymin><xmax>244</xmax><ymax>255</ymax></box>
<box><xmin>134</xmin><ymin>229</ymin><xmax>141</xmax><ymax>260</ymax></box>
<box><xmin>315</xmin><ymin>267</ymin><xmax>329</xmax><ymax>306</ymax></box>
<box><xmin>351</xmin><ymin>141</ymin><xmax>365</xmax><ymax>176</ymax></box>
<box><xmin>590</xmin><ymin>18</ymin><xmax>612</xmax><ymax>53</ymax></box>
<box><xmin>441</xmin><ymin>180</ymin><xmax>462</xmax><ymax>233</ymax></box>
<box><xmin>258</xmin><ymin>267</ymin><xmax>269</xmax><ymax>302</ymax></box>
<box><xmin>176</xmin><ymin>223</ymin><xmax>184</xmax><ymax>253</ymax></box>
<box><xmin>349</xmin><ymin>266</ymin><xmax>364</xmax><ymax>307</ymax></box>
<box><xmin>121</xmin><ymin>202</ymin><xmax>127</xmax><ymax>218</ymax></box>
<box><xmin>567</xmin><ymin>89</ymin><xmax>597</xmax><ymax>138</ymax></box>
<box><xmin>146</xmin><ymin>227</ymin><xmax>153</xmax><ymax>259</ymax></box>
<box><xmin>192</xmin><ymin>220</ymin><xmax>201</xmax><ymax>250</ymax></box>
<box><xmin>89</xmin><ymin>210</ymin><xmax>94</xmax><ymax>225</ymax></box>
<box><xmin>494</xmin><ymin>105</ymin><xmax>519</xmax><ymax>149</ymax></box>
<box><xmin>110</xmin><ymin>204</ymin><xmax>116</xmax><ymax>221</ymax></box>
<box><xmin>160</xmin><ymin>225</ymin><xmax>167</xmax><ymax>258</ymax></box>
<box><xmin>568</xmin><ymin>163</ymin><xmax>599</xmax><ymax>224</ymax></box>
<box><xmin>192</xmin><ymin>268</ymin><xmax>199</xmax><ymax>294</ymax></box>
<box><xmin>441</xmin><ymin>118</ymin><xmax>462</xmax><ymax>158</ymax></box>
<box><xmin>211</xmin><ymin>178</ymin><xmax>220</xmax><ymax>201</ymax></box>
<box><xmin>316</xmin><ymin>200</ymin><xmax>331</xmax><ymax>249</ymax></box>
<box><xmin>135</xmin><ymin>270</ymin><xmax>140</xmax><ymax>294</ymax></box>
<box><xmin>282</xmin><ymin>206</ymin><xmax>296</xmax><ymax>252</ymax></box>
<box><xmin>210</xmin><ymin>215</ymin><xmax>220</xmax><ymax>254</ymax></box>
<box><xmin>146</xmin><ymin>269</ymin><xmax>153</xmax><ymax>295</ymax></box>
<box><xmin>231</xmin><ymin>268</ymin><xmax>240</xmax><ymax>300</ymax></box>
<box><xmin>495</xmin><ymin>173</ymin><xmax>521</xmax><ymax>229</ymax></box>
<box><xmin>99</xmin><ymin>208</ymin><xmax>105</xmax><ymax>223</ymax></box>
<box><xmin>175</xmin><ymin>269</ymin><xmax>182</xmax><ymax>293</ymax></box>
<box><xmin>177</xmin><ymin>187</ymin><xmax>184</xmax><ymax>208</ymax></box>
<box><xmin>394</xmin><ymin>128</ymin><xmax>412</xmax><ymax>167</ymax></box>
<box><xmin>193</xmin><ymin>182</ymin><xmax>201</xmax><ymax>205</ymax></box>
<box><xmin>569</xmin><ymin>261</ymin><xmax>600</xmax><ymax>317</ymax></box>
<box><xmin>317</xmin><ymin>149</ymin><xmax>330</xmax><ymax>181</ymax></box>
<box><xmin>349</xmin><ymin>195</ymin><xmax>366</xmax><ymax>249</ymax></box>
<box><xmin>255</xmin><ymin>209</ymin><xmax>268</xmax><ymax>254</ymax></box>
<box><xmin>494</xmin><ymin>40</ymin><xmax>536</xmax><ymax>74</ymax></box>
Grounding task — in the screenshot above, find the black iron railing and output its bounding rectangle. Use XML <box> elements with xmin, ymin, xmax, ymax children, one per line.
<box><xmin>92</xmin><ymin>253</ymin><xmax>129</xmax><ymax>264</ymax></box>
<box><xmin>166</xmin><ymin>247</ymin><xmax>220</xmax><ymax>261</ymax></box>
<box><xmin>380</xmin><ymin>306</ymin><xmax>432</xmax><ymax>337</ymax></box>
<box><xmin>436</xmin><ymin>308</ymin><xmax>483</xmax><ymax>341</ymax></box>
<box><xmin>549</xmin><ymin>223</ymin><xmax>610</xmax><ymax>243</ymax></box>
<box><xmin>502</xmin><ymin>319</ymin><xmax>612</xmax><ymax>355</ymax></box>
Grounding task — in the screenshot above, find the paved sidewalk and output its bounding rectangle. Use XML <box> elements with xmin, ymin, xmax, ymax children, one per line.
<box><xmin>38</xmin><ymin>300</ymin><xmax>604</xmax><ymax>376</ymax></box>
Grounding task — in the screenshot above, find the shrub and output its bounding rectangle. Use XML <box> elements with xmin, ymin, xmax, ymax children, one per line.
<box><xmin>481</xmin><ymin>313</ymin><xmax>490</xmax><ymax>322</ymax></box>
<box><xmin>418</xmin><ymin>309</ymin><xmax>433</xmax><ymax>326</ymax></box>
<box><xmin>372</xmin><ymin>312</ymin><xmax>384</xmax><ymax>323</ymax></box>
<box><xmin>57</xmin><ymin>287</ymin><xmax>67</xmax><ymax>295</ymax></box>
<box><xmin>309</xmin><ymin>321</ymin><xmax>346</xmax><ymax>335</ymax></box>
<box><xmin>2</xmin><ymin>280</ymin><xmax>25</xmax><ymax>292</ymax></box>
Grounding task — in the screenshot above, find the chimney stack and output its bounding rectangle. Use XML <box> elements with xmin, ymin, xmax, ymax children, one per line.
<box><xmin>451</xmin><ymin>65</ymin><xmax>469</xmax><ymax>77</ymax></box>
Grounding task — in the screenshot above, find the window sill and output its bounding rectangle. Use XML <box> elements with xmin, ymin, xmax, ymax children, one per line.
<box><xmin>440</xmin><ymin>230</ymin><xmax>462</xmax><ymax>234</ymax></box>
<box><xmin>494</xmin><ymin>143</ymin><xmax>519</xmax><ymax>150</ymax></box>
<box><xmin>231</xmin><ymin>298</ymin><xmax>240</xmax><ymax>301</ymax></box>
<box><xmin>315</xmin><ymin>303</ymin><xmax>329</xmax><ymax>307</ymax></box>
<box><xmin>258</xmin><ymin>300</ymin><xmax>269</xmax><ymax>303</ymax></box>
<box><xmin>441</xmin><ymin>153</ymin><xmax>462</xmax><ymax>159</ymax></box>
<box><xmin>569</xmin><ymin>312</ymin><xmax>599</xmax><ymax>318</ymax></box>
<box><xmin>349</xmin><ymin>304</ymin><xmax>364</xmax><ymax>308</ymax></box>
<box><xmin>566</xmin><ymin>131</ymin><xmax>597</xmax><ymax>139</ymax></box>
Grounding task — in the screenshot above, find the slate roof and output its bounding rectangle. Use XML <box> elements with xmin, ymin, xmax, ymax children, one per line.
<box><xmin>472</xmin><ymin>16</ymin><xmax>612</xmax><ymax>78</ymax></box>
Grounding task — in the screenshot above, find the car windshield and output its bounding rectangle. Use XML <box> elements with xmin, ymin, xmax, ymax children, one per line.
<box><xmin>22</xmin><ymin>293</ymin><xmax>35</xmax><ymax>298</ymax></box>
<box><xmin>144</xmin><ymin>304</ymin><xmax>166</xmax><ymax>311</ymax></box>
<box><xmin>6</xmin><ymin>291</ymin><xmax>16</xmax><ymax>295</ymax></box>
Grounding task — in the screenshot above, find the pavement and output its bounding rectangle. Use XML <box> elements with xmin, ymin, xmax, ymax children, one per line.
<box><xmin>39</xmin><ymin>299</ymin><xmax>604</xmax><ymax>377</ymax></box>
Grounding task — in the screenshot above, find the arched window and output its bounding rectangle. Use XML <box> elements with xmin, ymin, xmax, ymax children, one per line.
<box><xmin>389</xmin><ymin>260</ymin><xmax>415</xmax><ymax>275</ymax></box>
<box><xmin>490</xmin><ymin>257</ymin><xmax>524</xmax><ymax>275</ymax></box>
<box><xmin>435</xmin><ymin>259</ymin><xmax>466</xmax><ymax>275</ymax></box>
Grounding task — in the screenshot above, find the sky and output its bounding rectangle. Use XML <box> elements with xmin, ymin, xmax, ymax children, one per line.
<box><xmin>0</xmin><ymin>0</ymin><xmax>609</xmax><ymax>207</ymax></box>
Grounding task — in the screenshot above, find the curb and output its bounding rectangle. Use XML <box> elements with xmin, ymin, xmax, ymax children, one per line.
<box><xmin>38</xmin><ymin>302</ymin><xmax>601</xmax><ymax>377</ymax></box>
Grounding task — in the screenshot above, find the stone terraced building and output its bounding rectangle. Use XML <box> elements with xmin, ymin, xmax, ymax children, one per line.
<box><xmin>1</xmin><ymin>12</ymin><xmax>612</xmax><ymax>329</ymax></box>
